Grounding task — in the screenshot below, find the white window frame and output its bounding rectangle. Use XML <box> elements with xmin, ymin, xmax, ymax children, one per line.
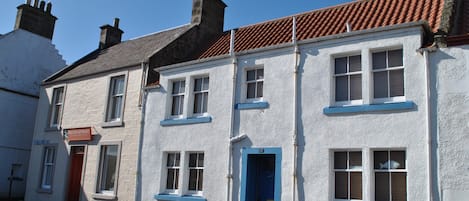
<box><xmin>170</xmin><ymin>79</ymin><xmax>186</xmax><ymax>119</ymax></box>
<box><xmin>105</xmin><ymin>75</ymin><xmax>126</xmax><ymax>123</ymax></box>
<box><xmin>372</xmin><ymin>48</ymin><xmax>405</xmax><ymax>103</ymax></box>
<box><xmin>48</xmin><ymin>86</ymin><xmax>65</xmax><ymax>129</ymax></box>
<box><xmin>333</xmin><ymin>151</ymin><xmax>363</xmax><ymax>201</ymax></box>
<box><xmin>191</xmin><ymin>76</ymin><xmax>209</xmax><ymax>117</ymax></box>
<box><xmin>243</xmin><ymin>67</ymin><xmax>264</xmax><ymax>102</ymax></box>
<box><xmin>187</xmin><ymin>152</ymin><xmax>204</xmax><ymax>195</ymax></box>
<box><xmin>333</xmin><ymin>55</ymin><xmax>363</xmax><ymax>106</ymax></box>
<box><xmin>39</xmin><ymin>145</ymin><xmax>56</xmax><ymax>192</ymax></box>
<box><xmin>165</xmin><ymin>152</ymin><xmax>181</xmax><ymax>194</ymax></box>
<box><xmin>373</xmin><ymin>150</ymin><xmax>407</xmax><ymax>201</ymax></box>
<box><xmin>94</xmin><ymin>142</ymin><xmax>121</xmax><ymax>199</ymax></box>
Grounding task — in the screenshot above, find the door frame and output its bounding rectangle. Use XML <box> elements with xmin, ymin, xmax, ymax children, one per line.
<box><xmin>240</xmin><ymin>147</ymin><xmax>282</xmax><ymax>201</ymax></box>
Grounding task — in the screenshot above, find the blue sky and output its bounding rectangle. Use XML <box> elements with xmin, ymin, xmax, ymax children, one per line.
<box><xmin>1</xmin><ymin>0</ymin><xmax>352</xmax><ymax>64</ymax></box>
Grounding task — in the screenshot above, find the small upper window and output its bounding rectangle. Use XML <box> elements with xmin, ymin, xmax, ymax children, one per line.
<box><xmin>106</xmin><ymin>75</ymin><xmax>125</xmax><ymax>122</ymax></box>
<box><xmin>49</xmin><ymin>87</ymin><xmax>64</xmax><ymax>128</ymax></box>
<box><xmin>334</xmin><ymin>55</ymin><xmax>362</xmax><ymax>103</ymax></box>
<box><xmin>372</xmin><ymin>49</ymin><xmax>404</xmax><ymax>101</ymax></box>
<box><xmin>246</xmin><ymin>69</ymin><xmax>264</xmax><ymax>100</ymax></box>
<box><xmin>193</xmin><ymin>77</ymin><xmax>209</xmax><ymax>115</ymax></box>
<box><xmin>171</xmin><ymin>80</ymin><xmax>186</xmax><ymax>117</ymax></box>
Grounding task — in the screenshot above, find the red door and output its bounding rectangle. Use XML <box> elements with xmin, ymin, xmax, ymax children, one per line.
<box><xmin>67</xmin><ymin>146</ymin><xmax>85</xmax><ymax>201</ymax></box>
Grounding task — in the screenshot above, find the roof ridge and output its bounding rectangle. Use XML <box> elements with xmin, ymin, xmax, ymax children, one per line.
<box><xmin>129</xmin><ymin>23</ymin><xmax>191</xmax><ymax>40</ymax></box>
<box><xmin>234</xmin><ymin>0</ymin><xmax>367</xmax><ymax>29</ymax></box>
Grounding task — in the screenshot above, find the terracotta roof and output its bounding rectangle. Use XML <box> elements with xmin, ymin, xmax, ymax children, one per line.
<box><xmin>198</xmin><ymin>0</ymin><xmax>445</xmax><ymax>59</ymax></box>
<box><xmin>45</xmin><ymin>25</ymin><xmax>192</xmax><ymax>83</ymax></box>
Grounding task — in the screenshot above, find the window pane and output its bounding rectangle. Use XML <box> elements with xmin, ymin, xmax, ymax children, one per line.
<box><xmin>392</xmin><ymin>173</ymin><xmax>407</xmax><ymax>201</ymax></box>
<box><xmin>167</xmin><ymin>154</ymin><xmax>175</xmax><ymax>166</ymax></box>
<box><xmin>198</xmin><ymin>153</ymin><xmax>204</xmax><ymax>167</ymax></box>
<box><xmin>179</xmin><ymin>81</ymin><xmax>185</xmax><ymax>93</ymax></box>
<box><xmin>256</xmin><ymin>82</ymin><xmax>263</xmax><ymax>98</ymax></box>
<box><xmin>194</xmin><ymin>93</ymin><xmax>203</xmax><ymax>114</ymax></box>
<box><xmin>113</xmin><ymin>77</ymin><xmax>125</xmax><ymax>95</ymax></box>
<box><xmin>197</xmin><ymin>169</ymin><xmax>204</xmax><ymax>191</ymax></box>
<box><xmin>374</xmin><ymin>71</ymin><xmax>388</xmax><ymax>98</ymax></box>
<box><xmin>350</xmin><ymin>172</ymin><xmax>362</xmax><ymax>200</ymax></box>
<box><xmin>247</xmin><ymin>83</ymin><xmax>256</xmax><ymax>99</ymax></box>
<box><xmin>349</xmin><ymin>151</ymin><xmax>362</xmax><ymax>169</ymax></box>
<box><xmin>52</xmin><ymin>105</ymin><xmax>61</xmax><ymax>125</ymax></box>
<box><xmin>55</xmin><ymin>88</ymin><xmax>64</xmax><ymax>103</ymax></box>
<box><xmin>335</xmin><ymin>57</ymin><xmax>347</xmax><ymax>74</ymax></box>
<box><xmin>350</xmin><ymin>74</ymin><xmax>362</xmax><ymax>100</ymax></box>
<box><xmin>257</xmin><ymin>69</ymin><xmax>264</xmax><ymax>79</ymax></box>
<box><xmin>390</xmin><ymin>69</ymin><xmax>404</xmax><ymax>97</ymax></box>
<box><xmin>188</xmin><ymin>169</ymin><xmax>197</xmax><ymax>191</ymax></box>
<box><xmin>202</xmin><ymin>93</ymin><xmax>208</xmax><ymax>113</ymax></box>
<box><xmin>388</xmin><ymin>49</ymin><xmax>403</xmax><ymax>67</ymax></box>
<box><xmin>375</xmin><ymin>172</ymin><xmax>390</xmax><ymax>201</ymax></box>
<box><xmin>335</xmin><ymin>172</ymin><xmax>348</xmax><ymax>199</ymax></box>
<box><xmin>335</xmin><ymin>76</ymin><xmax>348</xmax><ymax>102</ymax></box>
<box><xmin>166</xmin><ymin>169</ymin><xmax>176</xmax><ymax>189</ymax></box>
<box><xmin>46</xmin><ymin>148</ymin><xmax>55</xmax><ymax>163</ymax></box>
<box><xmin>247</xmin><ymin>70</ymin><xmax>256</xmax><ymax>81</ymax></box>
<box><xmin>202</xmin><ymin>77</ymin><xmax>209</xmax><ymax>91</ymax></box>
<box><xmin>390</xmin><ymin>151</ymin><xmax>406</xmax><ymax>169</ymax></box>
<box><xmin>111</xmin><ymin>96</ymin><xmax>122</xmax><ymax>120</ymax></box>
<box><xmin>44</xmin><ymin>166</ymin><xmax>53</xmax><ymax>186</ymax></box>
<box><xmin>349</xmin><ymin>55</ymin><xmax>361</xmax><ymax>72</ymax></box>
<box><xmin>189</xmin><ymin>154</ymin><xmax>197</xmax><ymax>167</ymax></box>
<box><xmin>194</xmin><ymin>78</ymin><xmax>202</xmax><ymax>92</ymax></box>
<box><xmin>171</xmin><ymin>96</ymin><xmax>179</xmax><ymax>115</ymax></box>
<box><xmin>334</xmin><ymin>152</ymin><xmax>347</xmax><ymax>169</ymax></box>
<box><xmin>373</xmin><ymin>52</ymin><xmax>387</xmax><ymax>70</ymax></box>
<box><xmin>374</xmin><ymin>151</ymin><xmax>389</xmax><ymax>170</ymax></box>
<box><xmin>172</xmin><ymin>81</ymin><xmax>180</xmax><ymax>94</ymax></box>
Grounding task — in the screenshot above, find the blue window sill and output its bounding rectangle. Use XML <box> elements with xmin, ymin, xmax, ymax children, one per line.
<box><xmin>154</xmin><ymin>194</ymin><xmax>206</xmax><ymax>201</ymax></box>
<box><xmin>160</xmin><ymin>116</ymin><xmax>212</xmax><ymax>126</ymax></box>
<box><xmin>323</xmin><ymin>101</ymin><xmax>416</xmax><ymax>115</ymax></box>
<box><xmin>235</xmin><ymin>101</ymin><xmax>269</xmax><ymax>110</ymax></box>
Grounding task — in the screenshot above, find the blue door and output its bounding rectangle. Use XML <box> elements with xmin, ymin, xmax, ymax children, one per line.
<box><xmin>246</xmin><ymin>154</ymin><xmax>275</xmax><ymax>201</ymax></box>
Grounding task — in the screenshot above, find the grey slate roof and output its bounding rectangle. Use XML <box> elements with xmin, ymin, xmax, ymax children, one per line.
<box><xmin>45</xmin><ymin>24</ymin><xmax>192</xmax><ymax>83</ymax></box>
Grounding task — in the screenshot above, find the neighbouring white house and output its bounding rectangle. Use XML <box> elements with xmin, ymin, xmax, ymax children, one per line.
<box><xmin>140</xmin><ymin>0</ymin><xmax>468</xmax><ymax>201</ymax></box>
<box><xmin>24</xmin><ymin>0</ymin><xmax>226</xmax><ymax>201</ymax></box>
<box><xmin>0</xmin><ymin>1</ymin><xmax>65</xmax><ymax>200</ymax></box>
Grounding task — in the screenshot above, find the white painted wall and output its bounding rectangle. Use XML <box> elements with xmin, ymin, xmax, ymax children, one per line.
<box><xmin>430</xmin><ymin>45</ymin><xmax>469</xmax><ymax>201</ymax></box>
<box><xmin>141</xmin><ymin>26</ymin><xmax>432</xmax><ymax>201</ymax></box>
<box><xmin>25</xmin><ymin>67</ymin><xmax>143</xmax><ymax>201</ymax></box>
<box><xmin>0</xmin><ymin>29</ymin><xmax>65</xmax><ymax>199</ymax></box>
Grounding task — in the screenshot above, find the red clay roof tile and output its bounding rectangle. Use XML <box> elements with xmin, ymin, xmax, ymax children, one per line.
<box><xmin>197</xmin><ymin>0</ymin><xmax>445</xmax><ymax>59</ymax></box>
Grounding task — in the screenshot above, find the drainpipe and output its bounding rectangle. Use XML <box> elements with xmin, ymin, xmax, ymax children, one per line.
<box><xmin>135</xmin><ymin>61</ymin><xmax>149</xmax><ymax>201</ymax></box>
<box><xmin>417</xmin><ymin>45</ymin><xmax>437</xmax><ymax>201</ymax></box>
<box><xmin>227</xmin><ymin>29</ymin><xmax>238</xmax><ymax>201</ymax></box>
<box><xmin>292</xmin><ymin>16</ymin><xmax>300</xmax><ymax>201</ymax></box>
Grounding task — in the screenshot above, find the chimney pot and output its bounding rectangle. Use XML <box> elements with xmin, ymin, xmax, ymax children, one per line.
<box><xmin>26</xmin><ymin>0</ymin><xmax>31</xmax><ymax>5</ymax></box>
<box><xmin>33</xmin><ymin>0</ymin><xmax>39</xmax><ymax>7</ymax></box>
<box><xmin>39</xmin><ymin>1</ymin><xmax>45</xmax><ymax>10</ymax></box>
<box><xmin>46</xmin><ymin>2</ymin><xmax>52</xmax><ymax>13</ymax></box>
<box><xmin>114</xmin><ymin>18</ymin><xmax>120</xmax><ymax>28</ymax></box>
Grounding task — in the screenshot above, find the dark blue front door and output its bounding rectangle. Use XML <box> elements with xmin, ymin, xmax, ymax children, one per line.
<box><xmin>246</xmin><ymin>154</ymin><xmax>275</xmax><ymax>201</ymax></box>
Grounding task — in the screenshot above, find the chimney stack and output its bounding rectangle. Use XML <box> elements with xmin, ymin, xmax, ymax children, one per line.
<box><xmin>14</xmin><ymin>0</ymin><xmax>57</xmax><ymax>40</ymax></box>
<box><xmin>191</xmin><ymin>0</ymin><xmax>226</xmax><ymax>34</ymax></box>
<box><xmin>99</xmin><ymin>18</ymin><xmax>124</xmax><ymax>49</ymax></box>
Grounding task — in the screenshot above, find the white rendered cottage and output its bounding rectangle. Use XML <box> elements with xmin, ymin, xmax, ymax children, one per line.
<box><xmin>139</xmin><ymin>0</ymin><xmax>468</xmax><ymax>201</ymax></box>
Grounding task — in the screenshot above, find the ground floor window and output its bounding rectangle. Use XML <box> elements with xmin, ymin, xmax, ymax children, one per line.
<box><xmin>40</xmin><ymin>146</ymin><xmax>56</xmax><ymax>190</ymax></box>
<box><xmin>166</xmin><ymin>153</ymin><xmax>180</xmax><ymax>192</ymax></box>
<box><xmin>96</xmin><ymin>144</ymin><xmax>120</xmax><ymax>195</ymax></box>
<box><xmin>334</xmin><ymin>151</ymin><xmax>362</xmax><ymax>200</ymax></box>
<box><xmin>188</xmin><ymin>153</ymin><xmax>204</xmax><ymax>193</ymax></box>
<box><xmin>374</xmin><ymin>150</ymin><xmax>407</xmax><ymax>201</ymax></box>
